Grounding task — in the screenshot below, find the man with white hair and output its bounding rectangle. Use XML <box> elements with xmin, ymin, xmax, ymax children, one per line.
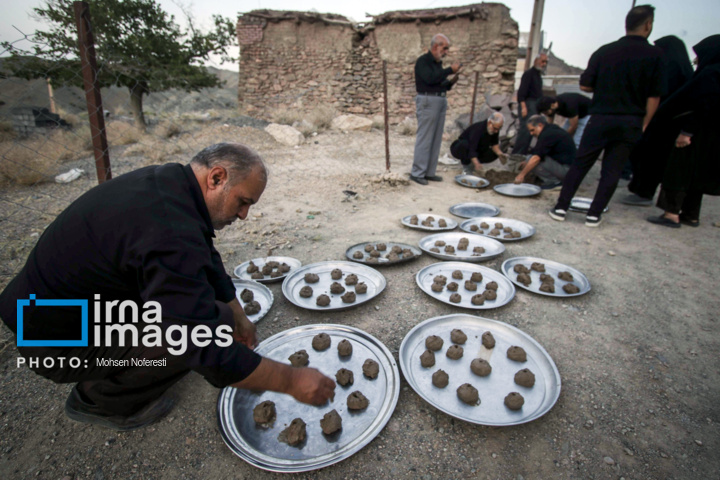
<box><xmin>410</xmin><ymin>33</ymin><xmax>462</xmax><ymax>185</ymax></box>
<box><xmin>450</xmin><ymin>112</ymin><xmax>508</xmax><ymax>175</ymax></box>
<box><xmin>512</xmin><ymin>53</ymin><xmax>548</xmax><ymax>154</ymax></box>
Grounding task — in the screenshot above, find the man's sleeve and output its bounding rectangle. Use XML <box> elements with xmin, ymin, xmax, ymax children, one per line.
<box><xmin>136</xmin><ymin>236</ymin><xmax>262</xmax><ymax>387</ymax></box>
<box><xmin>647</xmin><ymin>56</ymin><xmax>667</xmax><ymax>98</ymax></box>
<box><xmin>517</xmin><ymin>71</ymin><xmax>531</xmax><ymax>102</ymax></box>
<box><xmin>580</xmin><ymin>51</ymin><xmax>599</xmax><ymax>88</ymax></box>
<box><xmin>415</xmin><ymin>56</ymin><xmax>453</xmax><ymax>87</ymax></box>
<box><xmin>562</xmin><ymin>97</ymin><xmax>579</xmax><ymax>118</ymax></box>
<box><xmin>530</xmin><ymin>134</ymin><xmax>551</xmax><ymax>159</ymax></box>
<box><xmin>207</xmin><ymin>244</ymin><xmax>236</xmax><ymax>303</ymax></box>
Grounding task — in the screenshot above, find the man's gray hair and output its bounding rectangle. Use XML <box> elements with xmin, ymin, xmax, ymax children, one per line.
<box><xmin>526</xmin><ymin>114</ymin><xmax>548</xmax><ymax>127</ymax></box>
<box><xmin>431</xmin><ymin>34</ymin><xmax>449</xmax><ymax>48</ymax></box>
<box><xmin>190</xmin><ymin>143</ymin><xmax>267</xmax><ymax>184</ymax></box>
<box><xmin>488</xmin><ymin>112</ymin><xmax>505</xmax><ymax>125</ymax></box>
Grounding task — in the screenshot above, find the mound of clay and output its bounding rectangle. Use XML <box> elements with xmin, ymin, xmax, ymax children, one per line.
<box><xmin>563</xmin><ymin>283</ymin><xmax>580</xmax><ymax>294</ymax></box>
<box><xmin>331</xmin><ymin>268</ymin><xmax>343</xmax><ymax>280</ymax></box>
<box><xmin>280</xmin><ymin>263</ymin><xmax>291</xmax><ymax>273</ymax></box>
<box><xmin>247</xmin><ymin>262</ymin><xmax>259</xmax><ymax>274</ymax></box>
<box><xmin>531</xmin><ymin>262</ymin><xmax>546</xmax><ymax>272</ymax></box>
<box><xmin>446</xmin><ymin>282</ymin><xmax>459</xmax><ymax>292</ymax></box>
<box><xmin>495</xmin><ymin>223</ymin><xmax>504</xmax><ymax>229</ymax></box>
<box><xmin>401</xmin><ymin>248</ymin><xmax>414</xmax><ymax>258</ymax></box>
<box><xmin>473</xmin><ymin>246</ymin><xmax>485</xmax><ymax>254</ymax></box>
<box><xmin>244</xmin><ymin>301</ymin><xmax>261</xmax><ymax>316</ymax></box>
<box><xmin>253</xmin><ymin>400</ymin><xmax>276</xmax><ymax>425</ymax></box>
<box><xmin>486</xmin><ymin>281</ymin><xmax>498</xmax><ymax>291</ymax></box>
<box><xmin>261</xmin><ymin>265</ymin><xmax>273</xmax><ymax>275</ymax></box>
<box><xmin>345</xmin><ymin>274</ymin><xmax>358</xmax><ymax>286</ymax></box>
<box><xmin>353</xmin><ymin>251</ymin><xmax>364</xmax><ymax>259</ymax></box>
<box><xmin>299</xmin><ymin>286</ymin><xmax>313</xmax><ymax>298</ymax></box>
<box><xmin>362</xmin><ymin>359</ymin><xmax>380</xmax><ymax>379</ymax></box>
<box><xmin>266</xmin><ymin>261</ymin><xmax>279</xmax><ymax>268</ymax></box>
<box><xmin>514</xmin><ymin>368</ymin><xmax>536</xmax><ymax>388</ymax></box>
<box><xmin>278</xmin><ymin>418</ymin><xmax>306</xmax><ymax>446</ymax></box>
<box><xmin>335</xmin><ymin>368</ymin><xmax>354</xmax><ymax>386</ymax></box>
<box><xmin>270</xmin><ymin>271</ymin><xmax>282</xmax><ymax>278</ymax></box>
<box><xmin>431</xmin><ymin>283</ymin><xmax>444</xmax><ymax>293</ymax></box>
<box><xmin>420</xmin><ymin>349</ymin><xmax>435</xmax><ymax>368</ymax></box>
<box><xmin>449</xmin><ymin>293</ymin><xmax>462</xmax><ymax>303</ymax></box>
<box><xmin>386</xmin><ymin>252</ymin><xmax>400</xmax><ymax>262</ymax></box>
<box><xmin>364</xmin><ymin>244</ymin><xmax>374</xmax><ymax>252</ymax></box>
<box><xmin>511</xmin><ymin>231</ymin><xmax>522</xmax><ymax>238</ymax></box>
<box><xmin>305</xmin><ymin>273</ymin><xmax>320</xmax><ymax>283</ymax></box>
<box><xmin>457</xmin><ymin>383</ymin><xmax>479</xmax><ymax>406</ymax></box>
<box><xmin>320</xmin><ymin>409</ymin><xmax>342</xmax><ymax>435</ymax></box>
<box><xmin>507</xmin><ymin>346</ymin><xmax>527</xmax><ymax>362</ymax></box>
<box><xmin>425</xmin><ymin>335</ymin><xmax>444</xmax><ymax>351</ymax></box>
<box><xmin>444</xmin><ymin>245</ymin><xmax>456</xmax><ymax>254</ymax></box>
<box><xmin>514</xmin><ymin>264</ymin><xmax>530</xmax><ymax>274</ymax></box>
<box><xmin>539</xmin><ymin>282</ymin><xmax>555</xmax><ymax>293</ymax></box>
<box><xmin>433</xmin><ymin>275</ymin><xmax>447</xmax><ymax>285</ymax></box>
<box><xmin>558</xmin><ymin>271</ymin><xmax>574</xmax><ymax>282</ymax></box>
<box><xmin>316</xmin><ymin>294</ymin><xmax>331</xmax><ymax>307</ymax></box>
<box><xmin>470</xmin><ymin>224</ymin><xmax>479</xmax><ymax>232</ymax></box>
<box><xmin>251</xmin><ymin>272</ymin><xmax>264</xmax><ymax>280</ymax></box>
<box><xmin>432</xmin><ymin>369</ymin><xmax>449</xmax><ymax>388</ymax></box>
<box><xmin>489</xmin><ymin>228</ymin><xmax>501</xmax><ymax>236</ymax></box>
<box><xmin>434</xmin><ymin>240</ymin><xmax>446</xmax><ymax>247</ymax></box>
<box><xmin>470</xmin><ymin>272</ymin><xmax>483</xmax><ymax>282</ymax></box>
<box><xmin>355</xmin><ymin>282</ymin><xmax>368</xmax><ymax>294</ymax></box>
<box><xmin>503</xmin><ymin>226</ymin><xmax>513</xmax><ymax>233</ymax></box>
<box><xmin>482</xmin><ymin>331</ymin><xmax>496</xmax><ymax>349</ymax></box>
<box><xmin>376</xmin><ymin>243</ymin><xmax>387</xmax><ymax>251</ymax></box>
<box><xmin>369</xmin><ymin>250</ymin><xmax>381</xmax><ymax>258</ymax></box>
<box><xmin>471</xmin><ymin>294</ymin><xmax>485</xmax><ymax>305</ymax></box>
<box><xmin>517</xmin><ymin>273</ymin><xmax>532</xmax><ymax>286</ymax></box>
<box><xmin>457</xmin><ymin>242</ymin><xmax>468</xmax><ymax>251</ymax></box>
<box><xmin>470</xmin><ymin>358</ymin><xmax>492</xmax><ymax>376</ymax></box>
<box><xmin>483</xmin><ymin>289</ymin><xmax>497</xmax><ymax>300</ymax></box>
<box><xmin>446</xmin><ymin>345</ymin><xmax>464</xmax><ymax>360</ymax></box>
<box><xmin>430</xmin><ymin>247</ymin><xmax>440</xmax><ymax>253</ymax></box>
<box><xmin>240</xmin><ymin>289</ymin><xmax>254</xmax><ymax>303</ymax></box>
<box><xmin>539</xmin><ymin>273</ymin><xmax>554</xmax><ymax>284</ymax></box>
<box><xmin>288</xmin><ymin>350</ymin><xmax>309</xmax><ymax>367</ymax></box>
<box><xmin>312</xmin><ymin>333</ymin><xmax>331</xmax><ymax>351</ymax></box>
<box><xmin>451</xmin><ymin>329</ymin><xmax>467</xmax><ymax>344</ymax></box>
<box><xmin>464</xmin><ymin>280</ymin><xmax>477</xmax><ymax>291</ymax></box>
<box><xmin>480</xmin><ymin>222</ymin><xmax>490</xmax><ymax>229</ymax></box>
<box><xmin>391</xmin><ymin>245</ymin><xmax>403</xmax><ymax>254</ymax></box>
<box><xmin>330</xmin><ymin>282</ymin><xmax>345</xmax><ymax>294</ymax></box>
<box><xmin>452</xmin><ymin>270</ymin><xmax>464</xmax><ymax>279</ymax></box>
<box><xmin>504</xmin><ymin>392</ymin><xmax>524</xmax><ymax>410</ymax></box>
<box><xmin>347</xmin><ymin>391</ymin><xmax>369</xmax><ymax>410</ymax></box>
<box><xmin>337</xmin><ymin>339</ymin><xmax>353</xmax><ymax>357</ymax></box>
<box><xmin>438</xmin><ymin>219</ymin><xmax>447</xmax><ymax>227</ymax></box>
<box><xmin>410</xmin><ymin>215</ymin><xmax>419</xmax><ymax>225</ymax></box>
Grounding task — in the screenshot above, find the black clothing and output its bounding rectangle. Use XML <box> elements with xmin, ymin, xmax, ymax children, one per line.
<box><xmin>415</xmin><ymin>51</ymin><xmax>455</xmax><ymax>94</ymax></box>
<box><xmin>581</xmin><ymin>35</ymin><xmax>666</xmax><ymax>116</ymax></box>
<box><xmin>555</xmin><ymin>93</ymin><xmax>592</xmax><ymax>119</ymax></box>
<box><xmin>517</xmin><ymin>67</ymin><xmax>543</xmax><ymax>103</ymax></box>
<box><xmin>657</xmin><ymin>188</ymin><xmax>703</xmax><ymax>220</ymax></box>
<box><xmin>450</xmin><ymin>120</ymin><xmax>499</xmax><ymax>164</ymax></box>
<box><xmin>654</xmin><ymin>35</ymin><xmax>693</xmax><ymax>101</ymax></box>
<box><xmin>0</xmin><ymin>163</ymin><xmax>262</xmax><ymax>389</ymax></box>
<box><xmin>530</xmin><ymin>124</ymin><xmax>577</xmax><ymax>165</ymax></box>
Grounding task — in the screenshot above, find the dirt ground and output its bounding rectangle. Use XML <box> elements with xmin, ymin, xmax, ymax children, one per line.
<box><xmin>1</xmin><ymin>127</ymin><xmax>719</xmax><ymax>480</ymax></box>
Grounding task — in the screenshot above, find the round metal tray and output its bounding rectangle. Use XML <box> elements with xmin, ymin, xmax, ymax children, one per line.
<box><xmin>493</xmin><ymin>183</ymin><xmax>541</xmax><ymax>197</ymax></box>
<box><xmin>418</xmin><ymin>232</ymin><xmax>505</xmax><ymax>263</ymax></box>
<box><xmin>454</xmin><ymin>174</ymin><xmax>490</xmax><ymax>189</ymax></box>
<box><xmin>459</xmin><ymin>217</ymin><xmax>536</xmax><ymax>242</ymax></box>
<box><xmin>415</xmin><ymin>262</ymin><xmax>515</xmax><ymax>310</ymax></box>
<box><xmin>281</xmin><ymin>261</ymin><xmax>386</xmax><ymax>311</ymax></box>
<box><xmin>569</xmin><ymin>197</ymin><xmax>609</xmax><ymax>213</ymax></box>
<box><xmin>401</xmin><ymin>213</ymin><xmax>457</xmax><ymax>232</ymax></box>
<box><xmin>234</xmin><ymin>256</ymin><xmax>303</xmax><ymax>284</ymax></box>
<box><xmin>449</xmin><ymin>202</ymin><xmax>500</xmax><ymax>219</ymax></box>
<box><xmin>218</xmin><ymin>324</ymin><xmax>400</xmax><ymax>472</ymax></box>
<box><xmin>345</xmin><ymin>241</ymin><xmax>422</xmax><ymax>266</ymax></box>
<box><xmin>399</xmin><ymin>314</ymin><xmax>561</xmax><ymax>426</ymax></box>
<box><xmin>500</xmin><ymin>256</ymin><xmax>591</xmax><ymax>297</ymax></box>
<box><xmin>232</xmin><ymin>279</ymin><xmax>274</xmax><ymax>324</ymax></box>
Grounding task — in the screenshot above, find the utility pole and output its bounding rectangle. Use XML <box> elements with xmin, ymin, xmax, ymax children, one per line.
<box><xmin>524</xmin><ymin>0</ymin><xmax>546</xmax><ymax>70</ymax></box>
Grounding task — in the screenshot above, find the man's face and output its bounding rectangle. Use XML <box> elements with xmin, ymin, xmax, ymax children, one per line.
<box><xmin>535</xmin><ymin>55</ymin><xmax>548</xmax><ymax>70</ymax></box>
<box><xmin>545</xmin><ymin>101</ymin><xmax>559</xmax><ymax>116</ymax></box>
<box><xmin>206</xmin><ymin>168</ymin><xmax>266</xmax><ymax>230</ymax></box>
<box><xmin>487</xmin><ymin>121</ymin><xmax>502</xmax><ymax>135</ymax></box>
<box><xmin>527</xmin><ymin>123</ymin><xmax>543</xmax><ymax>137</ymax></box>
<box><xmin>431</xmin><ymin>39</ymin><xmax>450</xmax><ymax>61</ymax></box>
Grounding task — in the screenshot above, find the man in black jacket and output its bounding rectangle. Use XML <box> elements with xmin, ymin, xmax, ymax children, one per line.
<box><xmin>514</xmin><ymin>115</ymin><xmax>576</xmax><ymax>189</ymax></box>
<box><xmin>512</xmin><ymin>53</ymin><xmax>548</xmax><ymax>154</ymax></box>
<box><xmin>450</xmin><ymin>112</ymin><xmax>507</xmax><ymax>175</ymax></box>
<box><xmin>0</xmin><ymin>143</ymin><xmax>336</xmax><ymax>430</ymax></box>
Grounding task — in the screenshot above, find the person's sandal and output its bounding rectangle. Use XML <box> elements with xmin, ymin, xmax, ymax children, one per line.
<box><xmin>679</xmin><ymin>216</ymin><xmax>699</xmax><ymax>227</ymax></box>
<box><xmin>647</xmin><ymin>215</ymin><xmax>681</xmax><ymax>229</ymax></box>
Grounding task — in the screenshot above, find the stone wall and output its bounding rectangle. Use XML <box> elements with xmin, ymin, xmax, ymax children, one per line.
<box><xmin>237</xmin><ymin>4</ymin><xmax>518</xmax><ymax>123</ymax></box>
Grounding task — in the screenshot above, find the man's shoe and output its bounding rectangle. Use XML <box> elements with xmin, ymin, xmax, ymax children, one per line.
<box><xmin>585</xmin><ymin>215</ymin><xmax>603</xmax><ymax>227</ymax></box>
<box><xmin>647</xmin><ymin>215</ymin><xmax>681</xmax><ymax>229</ymax></box>
<box><xmin>679</xmin><ymin>215</ymin><xmax>699</xmax><ymax>227</ymax></box>
<box><xmin>425</xmin><ymin>175</ymin><xmax>443</xmax><ymax>182</ymax></box>
<box><xmin>548</xmin><ymin>208</ymin><xmax>566</xmax><ymax>222</ymax></box>
<box><xmin>540</xmin><ymin>181</ymin><xmax>562</xmax><ymax>191</ymax></box>
<box><xmin>621</xmin><ymin>193</ymin><xmax>653</xmax><ymax>206</ymax></box>
<box><xmin>65</xmin><ymin>386</ymin><xmax>175</xmax><ymax>431</ymax></box>
<box><xmin>410</xmin><ymin>175</ymin><xmax>428</xmax><ymax>185</ymax></box>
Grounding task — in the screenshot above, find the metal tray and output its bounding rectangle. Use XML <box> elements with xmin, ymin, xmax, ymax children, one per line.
<box><xmin>454</xmin><ymin>174</ymin><xmax>490</xmax><ymax>189</ymax></box>
<box><xmin>399</xmin><ymin>314</ymin><xmax>561</xmax><ymax>426</ymax></box>
<box><xmin>281</xmin><ymin>261</ymin><xmax>386</xmax><ymax>311</ymax></box>
<box><xmin>234</xmin><ymin>256</ymin><xmax>303</xmax><ymax>284</ymax></box>
<box><xmin>493</xmin><ymin>183</ymin><xmax>541</xmax><ymax>197</ymax></box>
<box><xmin>233</xmin><ymin>279</ymin><xmax>274</xmax><ymax>324</ymax></box>
<box><xmin>345</xmin><ymin>241</ymin><xmax>422</xmax><ymax>266</ymax></box>
<box><xmin>460</xmin><ymin>217</ymin><xmax>536</xmax><ymax>242</ymax></box>
<box><xmin>569</xmin><ymin>197</ymin><xmax>609</xmax><ymax>213</ymax></box>
<box><xmin>218</xmin><ymin>324</ymin><xmax>400</xmax><ymax>472</ymax></box>
<box><xmin>401</xmin><ymin>213</ymin><xmax>457</xmax><ymax>232</ymax></box>
<box><xmin>500</xmin><ymin>256</ymin><xmax>591</xmax><ymax>297</ymax></box>
<box><xmin>418</xmin><ymin>232</ymin><xmax>505</xmax><ymax>263</ymax></box>
<box><xmin>449</xmin><ymin>202</ymin><xmax>500</xmax><ymax>219</ymax></box>
<box><xmin>415</xmin><ymin>262</ymin><xmax>515</xmax><ymax>310</ymax></box>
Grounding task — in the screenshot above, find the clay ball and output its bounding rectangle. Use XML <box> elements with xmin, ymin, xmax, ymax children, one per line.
<box><xmin>457</xmin><ymin>383</ymin><xmax>479</xmax><ymax>406</ymax></box>
<box><xmin>507</xmin><ymin>346</ymin><xmax>527</xmax><ymax>362</ymax></box>
<box><xmin>514</xmin><ymin>368</ymin><xmax>536</xmax><ymax>388</ymax></box>
<box><xmin>425</xmin><ymin>335</ymin><xmax>444</xmax><ymax>351</ymax></box>
<box><xmin>450</xmin><ymin>329</ymin><xmax>467</xmax><ymax>344</ymax></box>
<box><xmin>312</xmin><ymin>333</ymin><xmax>331</xmax><ymax>351</ymax></box>
<box><xmin>432</xmin><ymin>369</ymin><xmax>449</xmax><ymax>388</ymax></box>
<box><xmin>470</xmin><ymin>358</ymin><xmax>492</xmax><ymax>376</ymax></box>
<box><xmin>504</xmin><ymin>392</ymin><xmax>524</xmax><ymax>410</ymax></box>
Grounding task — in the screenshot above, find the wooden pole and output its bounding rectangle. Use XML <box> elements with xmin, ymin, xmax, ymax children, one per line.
<box><xmin>383</xmin><ymin>60</ymin><xmax>390</xmax><ymax>172</ymax></box>
<box><xmin>47</xmin><ymin>79</ymin><xmax>57</xmax><ymax>114</ymax></box>
<box><xmin>469</xmin><ymin>71</ymin><xmax>480</xmax><ymax>124</ymax></box>
<box><xmin>73</xmin><ymin>1</ymin><xmax>111</xmax><ymax>183</ymax></box>
<box><xmin>524</xmin><ymin>0</ymin><xmax>546</xmax><ymax>70</ymax></box>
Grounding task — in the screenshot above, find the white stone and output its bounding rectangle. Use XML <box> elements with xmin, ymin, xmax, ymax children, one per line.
<box><xmin>331</xmin><ymin>114</ymin><xmax>373</xmax><ymax>132</ymax></box>
<box><xmin>264</xmin><ymin>123</ymin><xmax>304</xmax><ymax>146</ymax></box>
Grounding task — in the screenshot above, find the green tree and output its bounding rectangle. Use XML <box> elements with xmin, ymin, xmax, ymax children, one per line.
<box><xmin>2</xmin><ymin>0</ymin><xmax>236</xmax><ymax>130</ymax></box>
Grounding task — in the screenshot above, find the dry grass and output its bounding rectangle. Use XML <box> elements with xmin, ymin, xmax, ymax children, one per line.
<box><xmin>106</xmin><ymin>120</ymin><xmax>143</xmax><ymax>146</ymax></box>
<box><xmin>0</xmin><ymin>121</ymin><xmax>17</xmax><ymax>143</ymax></box>
<box><xmin>271</xmin><ymin>105</ymin><xmax>339</xmax><ymax>136</ymax></box>
<box><xmin>121</xmin><ymin>135</ymin><xmax>184</xmax><ymax>165</ymax></box>
<box><xmin>154</xmin><ymin>119</ymin><xmax>183</xmax><ymax>139</ymax></box>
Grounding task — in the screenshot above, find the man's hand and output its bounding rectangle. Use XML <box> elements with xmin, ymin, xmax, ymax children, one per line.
<box><xmin>228</xmin><ymin>298</ymin><xmax>257</xmax><ymax>349</ymax></box>
<box><xmin>287</xmin><ymin>367</ymin><xmax>336</xmax><ymax>405</ymax></box>
<box><xmin>514</xmin><ymin>173</ymin><xmax>525</xmax><ymax>184</ymax></box>
<box><xmin>471</xmin><ymin>158</ymin><xmax>483</xmax><ymax>175</ymax></box>
<box><xmin>675</xmin><ymin>133</ymin><xmax>692</xmax><ymax>148</ymax></box>
<box><xmin>521</xmin><ymin>102</ymin><xmax>528</xmax><ymax>119</ymax></box>
<box><xmin>451</xmin><ymin>62</ymin><xmax>462</xmax><ymax>73</ymax></box>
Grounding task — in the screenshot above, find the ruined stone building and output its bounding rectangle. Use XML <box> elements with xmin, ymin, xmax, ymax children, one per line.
<box><xmin>236</xmin><ymin>4</ymin><xmax>519</xmax><ymax>123</ymax></box>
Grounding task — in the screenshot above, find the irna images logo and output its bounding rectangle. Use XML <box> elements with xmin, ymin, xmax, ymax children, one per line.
<box><xmin>16</xmin><ymin>294</ymin><xmax>89</xmax><ymax>347</ymax></box>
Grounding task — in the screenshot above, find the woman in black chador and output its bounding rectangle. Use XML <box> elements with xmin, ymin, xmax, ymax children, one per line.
<box><xmin>647</xmin><ymin>35</ymin><xmax>720</xmax><ymax>228</ymax></box>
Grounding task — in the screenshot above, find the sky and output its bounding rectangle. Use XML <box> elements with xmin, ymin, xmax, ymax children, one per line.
<box><xmin>2</xmin><ymin>0</ymin><xmax>718</xmax><ymax>70</ymax></box>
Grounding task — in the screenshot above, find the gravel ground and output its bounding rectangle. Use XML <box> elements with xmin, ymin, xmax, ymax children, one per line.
<box><xmin>1</xmin><ymin>128</ymin><xmax>719</xmax><ymax>480</ymax></box>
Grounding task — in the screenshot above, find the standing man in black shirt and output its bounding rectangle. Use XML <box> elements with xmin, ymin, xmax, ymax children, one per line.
<box><xmin>512</xmin><ymin>53</ymin><xmax>548</xmax><ymax>154</ymax></box>
<box><xmin>450</xmin><ymin>112</ymin><xmax>507</xmax><ymax>175</ymax></box>
<box><xmin>549</xmin><ymin>5</ymin><xmax>665</xmax><ymax>227</ymax></box>
<box><xmin>536</xmin><ymin>93</ymin><xmax>592</xmax><ymax>148</ymax></box>
<box><xmin>0</xmin><ymin>143</ymin><xmax>336</xmax><ymax>431</ymax></box>
<box><xmin>410</xmin><ymin>33</ymin><xmax>462</xmax><ymax>185</ymax></box>
<box><xmin>514</xmin><ymin>115</ymin><xmax>576</xmax><ymax>188</ymax></box>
